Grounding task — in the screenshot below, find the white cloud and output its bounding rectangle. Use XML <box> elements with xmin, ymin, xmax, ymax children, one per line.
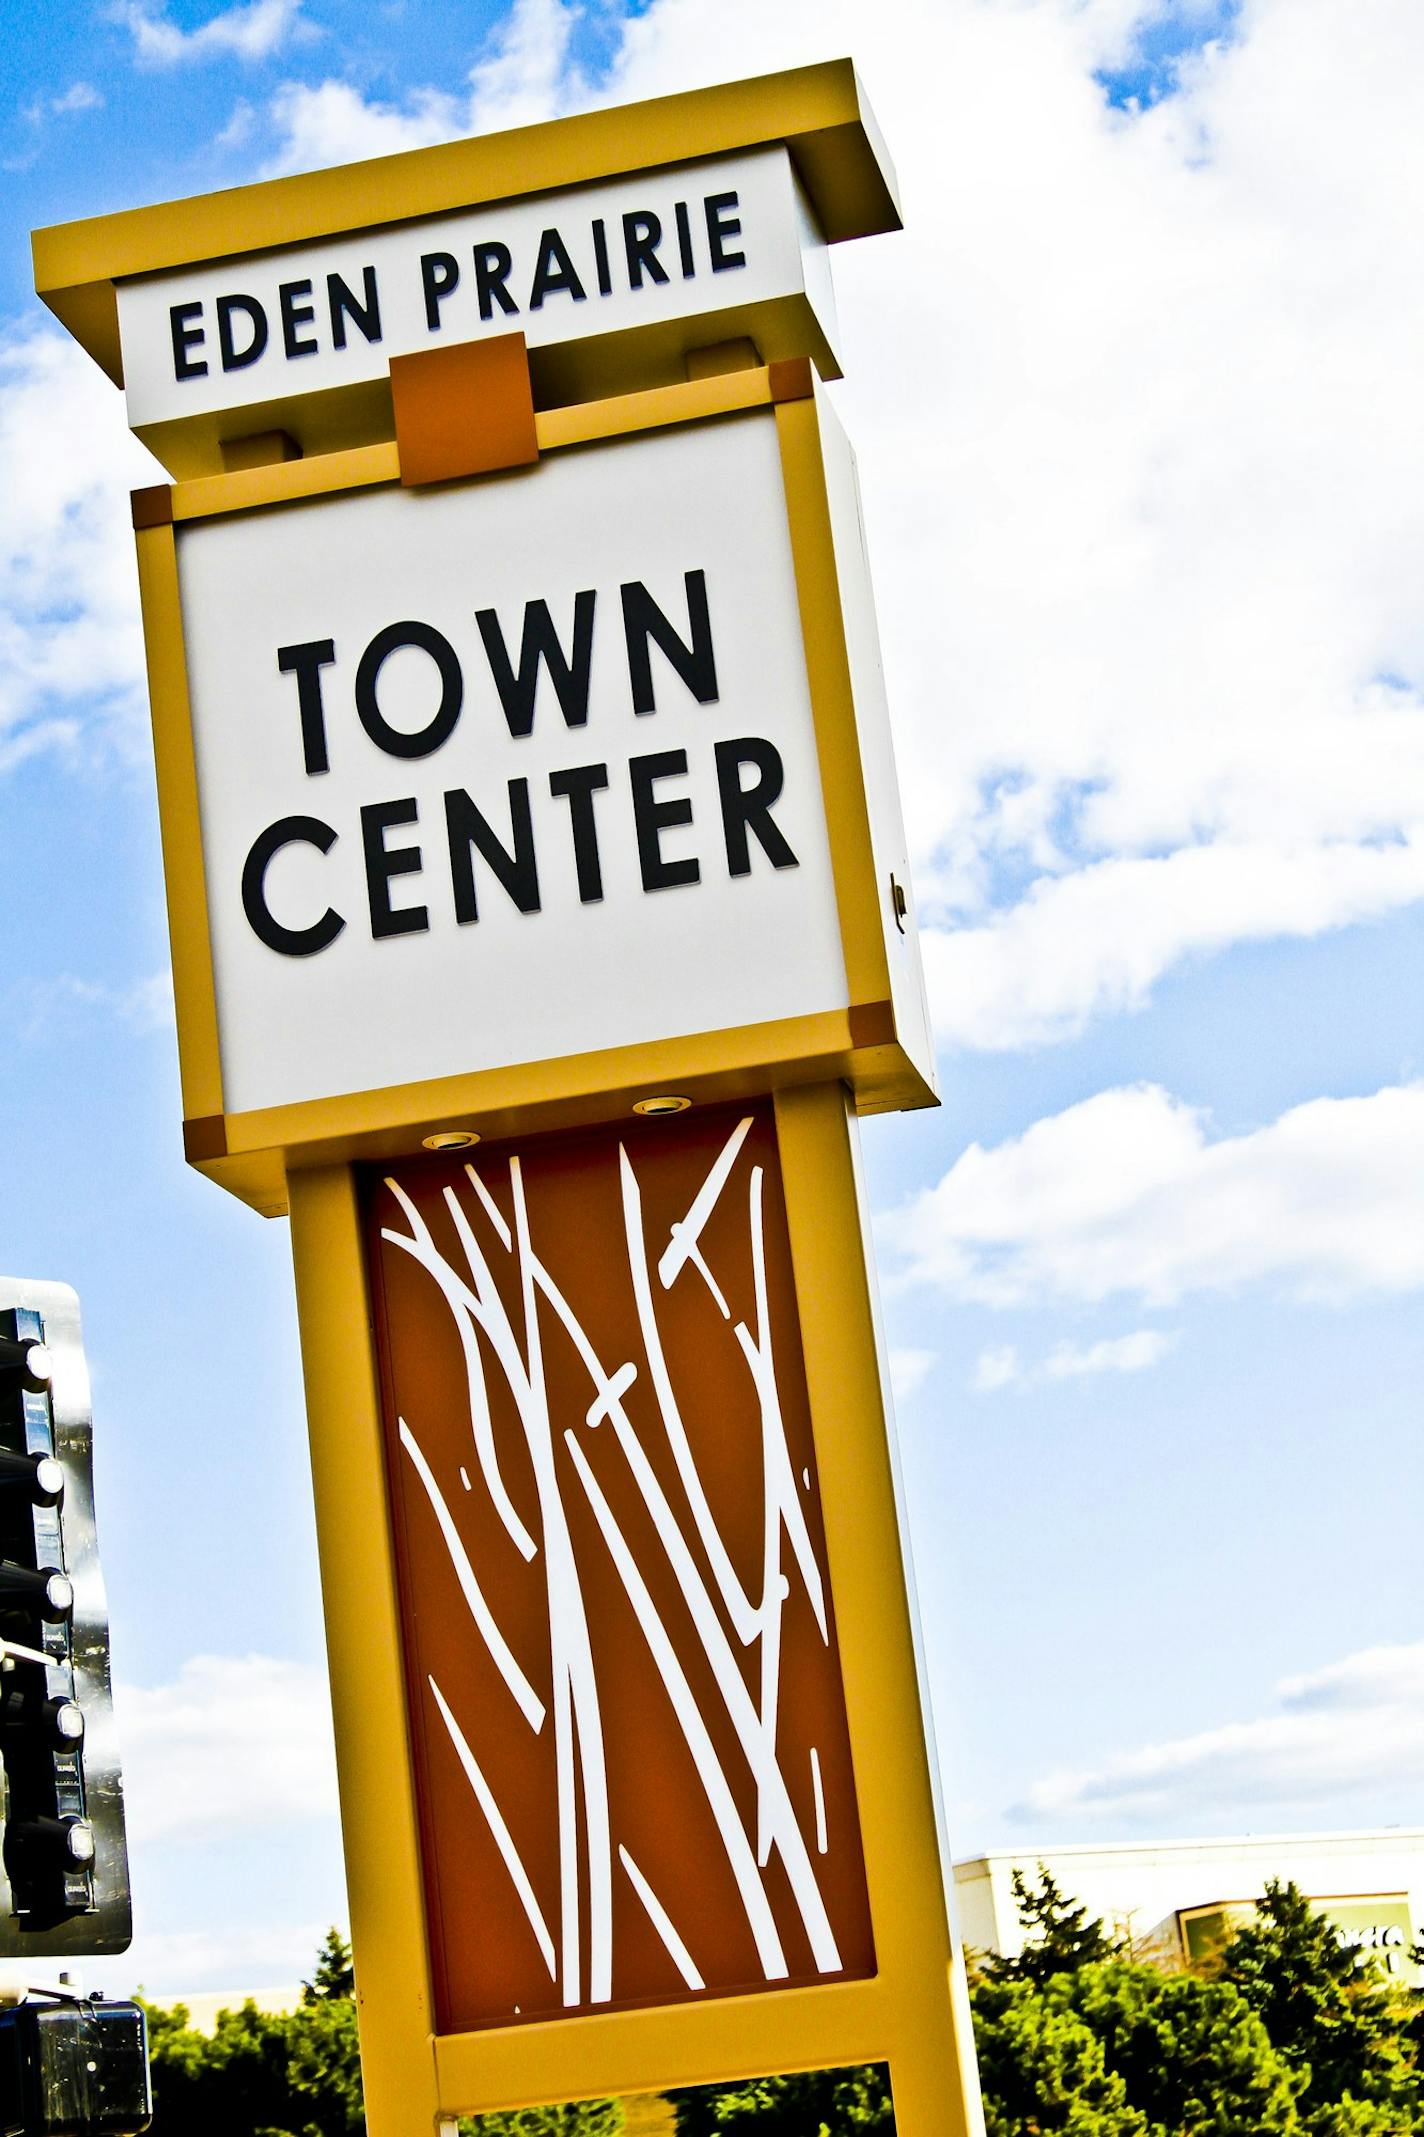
<box><xmin>115</xmin><ymin>1655</ymin><xmax>340</xmax><ymax>1846</ymax></box>
<box><xmin>216</xmin><ymin>98</ymin><xmax>257</xmax><ymax>149</ymax></box>
<box><xmin>1014</xmin><ymin>1640</ymin><xmax>1424</xmax><ymax>1823</ymax></box>
<box><xmin>112</xmin><ymin>0</ymin><xmax>307</xmax><ymax>66</ymax></box>
<box><xmin>0</xmin><ymin>330</ymin><xmax>162</xmax><ymax>770</ymax></box>
<box><xmin>17</xmin><ymin>970</ymin><xmax>174</xmax><ymax>1041</ymax></box>
<box><xmin>889</xmin><ymin>1346</ymin><xmax>936</xmax><ymax>1402</ymax></box>
<box><xmin>974</xmin><ymin>1329</ymin><xmax>1176</xmax><ymax>1391</ymax></box>
<box><xmin>887</xmin><ymin>1081</ymin><xmax>1424</xmax><ymax>1306</ymax></box>
<box><xmin>974</xmin><ymin>1346</ymin><xmax>1021</xmax><ymax>1394</ymax></box>
<box><xmin>32</xmin><ymin>83</ymin><xmax>105</xmax><ymax>118</ymax></box>
<box><xmin>1044</xmin><ymin>1330</ymin><xmax>1176</xmax><ymax>1379</ymax></box>
<box><xmin>925</xmin><ymin>835</ymin><xmax>1424</xmax><ymax>1051</ymax></box>
<box><xmin>462</xmin><ymin>0</ymin><xmax>587</xmax><ymax>134</ymax></box>
<box><xmin>602</xmin><ymin>0</ymin><xmax>1424</xmax><ymax>1038</ymax></box>
<box><xmin>262</xmin><ymin>77</ymin><xmax>460</xmax><ymax>168</ymax></box>
<box><xmin>262</xmin><ymin>0</ymin><xmax>585</xmax><ymax>175</ymax></box>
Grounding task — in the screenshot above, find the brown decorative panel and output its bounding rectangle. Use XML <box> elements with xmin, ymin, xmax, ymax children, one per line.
<box><xmin>364</xmin><ymin>1102</ymin><xmax>875</xmax><ymax>2035</ymax></box>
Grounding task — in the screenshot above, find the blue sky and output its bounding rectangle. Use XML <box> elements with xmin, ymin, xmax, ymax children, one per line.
<box><xmin>2</xmin><ymin>0</ymin><xmax>1422</xmax><ymax>1995</ymax></box>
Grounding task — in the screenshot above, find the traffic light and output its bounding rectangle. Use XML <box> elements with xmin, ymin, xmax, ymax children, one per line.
<box><xmin>0</xmin><ymin>1994</ymin><xmax>151</xmax><ymax>2135</ymax></box>
<box><xmin>0</xmin><ymin>1282</ymin><xmax>130</xmax><ymax>1957</ymax></box>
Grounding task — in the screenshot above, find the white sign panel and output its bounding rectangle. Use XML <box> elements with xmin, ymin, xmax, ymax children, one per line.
<box><xmin>175</xmin><ymin>411</ymin><xmax>849</xmax><ymax>1117</ymax></box>
<box><xmin>121</xmin><ymin>148</ymin><xmax>837</xmax><ymax>434</ymax></box>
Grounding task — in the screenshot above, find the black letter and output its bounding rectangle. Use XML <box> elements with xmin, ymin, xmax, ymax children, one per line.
<box><xmin>170</xmin><ymin>301</ymin><xmax>207</xmax><ymax>381</ymax></box>
<box><xmin>473</xmin><ymin>243</ymin><xmax>518</xmax><ymax>320</ymax></box>
<box><xmin>327</xmin><ymin>266</ymin><xmax>382</xmax><ymax>350</ymax></box>
<box><xmin>445</xmin><ymin>782</ymin><xmax>540</xmax><ymax>923</ymax></box>
<box><xmin>421</xmin><ymin>251</ymin><xmax>460</xmax><ymax>330</ymax></box>
<box><xmin>529</xmin><ymin>229</ymin><xmax>587</xmax><ymax>309</ymax></box>
<box><xmin>674</xmin><ymin>201</ymin><xmax>695</xmax><ymax>279</ymax></box>
<box><xmin>279</xmin><ymin>278</ymin><xmax>318</xmax><ymax>359</ymax></box>
<box><xmin>241</xmin><ymin>816</ymin><xmax>344</xmax><ymax>957</ymax></box>
<box><xmin>705</xmin><ymin>191</ymin><xmax>745</xmax><ymax>272</ymax></box>
<box><xmin>277</xmin><ymin>639</ymin><xmax>337</xmax><ymax>775</ymax></box>
<box><xmin>549</xmin><ymin>762</ymin><xmax>609</xmax><ymax>903</ymax></box>
<box><xmin>630</xmin><ymin>750</ymin><xmax>699</xmax><ymax>892</ymax></box>
<box><xmin>217</xmin><ymin>294</ymin><xmax>267</xmax><ymax>371</ymax></box>
<box><xmin>590</xmin><ymin>218</ymin><xmax>612</xmax><ymax>296</ymax></box>
<box><xmin>716</xmin><ymin>738</ymin><xmax>798</xmax><ymax>875</ymax></box>
<box><xmin>356</xmin><ymin>622</ymin><xmax>463</xmax><ymax>759</ymax></box>
<box><xmin>362</xmin><ymin>798</ymin><xmax>428</xmax><ymax>938</ymax></box>
<box><xmin>477</xmin><ymin>592</ymin><xmax>596</xmax><ymax>740</ymax></box>
<box><xmin>623</xmin><ymin>210</ymin><xmax>669</xmax><ymax>290</ymax></box>
<box><xmin>621</xmin><ymin>570</ymin><xmax>718</xmax><ymax>714</ymax></box>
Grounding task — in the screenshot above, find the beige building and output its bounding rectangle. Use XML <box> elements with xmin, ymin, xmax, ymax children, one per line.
<box><xmin>954</xmin><ymin>1829</ymin><xmax>1423</xmax><ymax>1983</ymax></box>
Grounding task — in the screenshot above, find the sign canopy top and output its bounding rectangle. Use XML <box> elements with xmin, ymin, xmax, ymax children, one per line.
<box><xmin>33</xmin><ymin>58</ymin><xmax>899</xmax><ymax>392</ymax></box>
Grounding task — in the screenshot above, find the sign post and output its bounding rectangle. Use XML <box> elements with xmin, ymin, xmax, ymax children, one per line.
<box><xmin>36</xmin><ymin>60</ymin><xmax>986</xmax><ymax>2135</ymax></box>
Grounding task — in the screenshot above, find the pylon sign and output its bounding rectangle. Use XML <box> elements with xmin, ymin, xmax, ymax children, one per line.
<box><xmin>35</xmin><ymin>59</ymin><xmax>986</xmax><ymax>2137</ymax></box>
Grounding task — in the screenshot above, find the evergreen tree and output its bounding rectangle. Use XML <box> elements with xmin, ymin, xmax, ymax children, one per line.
<box><xmin>141</xmin><ymin>1931</ymin><xmax>625</xmax><ymax>2136</ymax></box>
<box><xmin>1055</xmin><ymin>1958</ymin><xmax>1301</xmax><ymax>2134</ymax></box>
<box><xmin>287</xmin><ymin>1996</ymin><xmax>366</xmax><ymax>2134</ymax></box>
<box><xmin>670</xmin><ymin>2064</ymin><xmax>890</xmax><ymax>2135</ymax></box>
<box><xmin>460</xmin><ymin>2106</ymin><xmax>625</xmax><ymax>2137</ymax></box>
<box><xmin>983</xmin><ymin>1867</ymin><xmax>1118</xmax><ymax>1987</ymax></box>
<box><xmin>1221</xmin><ymin>1880</ymin><xmax>1420</xmax><ymax>2128</ymax></box>
<box><xmin>303</xmin><ymin>1929</ymin><xmax>356</xmax><ymax>2003</ymax></box>
<box><xmin>138</xmin><ymin>2000</ymin><xmax>352</xmax><ymax>2137</ymax></box>
<box><xmin>970</xmin><ymin>1976</ymin><xmax>1147</xmax><ymax>2136</ymax></box>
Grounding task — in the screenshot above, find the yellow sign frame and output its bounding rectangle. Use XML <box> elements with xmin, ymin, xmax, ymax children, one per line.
<box><xmin>33</xmin><ymin>59</ymin><xmax>898</xmax><ymax>473</ymax></box>
<box><xmin>134</xmin><ymin>362</ymin><xmax>936</xmax><ymax>1217</ymax></box>
<box><xmin>290</xmin><ymin>1080</ymin><xmax>983</xmax><ymax>2135</ymax></box>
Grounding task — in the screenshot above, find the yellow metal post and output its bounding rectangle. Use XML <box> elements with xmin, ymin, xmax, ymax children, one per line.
<box><xmin>774</xmin><ymin>1082</ymin><xmax>985</xmax><ymax>2137</ymax></box>
<box><xmin>287</xmin><ymin>1164</ymin><xmax>447</xmax><ymax>2137</ymax></box>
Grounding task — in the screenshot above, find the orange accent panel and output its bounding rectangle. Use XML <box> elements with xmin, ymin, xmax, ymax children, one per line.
<box><xmin>847</xmin><ymin>1002</ymin><xmax>896</xmax><ymax>1049</ymax></box>
<box><xmin>182</xmin><ymin>1115</ymin><xmax>228</xmax><ymax>1161</ymax></box>
<box><xmin>768</xmin><ymin>357</ymin><xmax>815</xmax><ymax>404</ymax></box>
<box><xmin>130</xmin><ymin>484</ymin><xmax>173</xmax><ymax>529</ymax></box>
<box><xmin>390</xmin><ymin>332</ymin><xmax>539</xmax><ymax>486</ymax></box>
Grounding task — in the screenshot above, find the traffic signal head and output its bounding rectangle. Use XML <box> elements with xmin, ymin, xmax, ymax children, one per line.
<box><xmin>0</xmin><ymin>1283</ymin><xmax>130</xmax><ymax>1956</ymax></box>
<box><xmin>0</xmin><ymin>1996</ymin><xmax>151</xmax><ymax>2135</ymax></box>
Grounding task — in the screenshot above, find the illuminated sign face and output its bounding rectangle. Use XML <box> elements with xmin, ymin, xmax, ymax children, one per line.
<box><xmin>365</xmin><ymin>1103</ymin><xmax>875</xmax><ymax>2031</ymax></box>
<box><xmin>116</xmin><ymin>148</ymin><xmax>837</xmax><ymax>440</ymax></box>
<box><xmin>176</xmin><ymin>406</ymin><xmax>848</xmax><ymax>1117</ymax></box>
<box><xmin>1182</xmin><ymin>1897</ymin><xmax>1420</xmax><ymax>1986</ymax></box>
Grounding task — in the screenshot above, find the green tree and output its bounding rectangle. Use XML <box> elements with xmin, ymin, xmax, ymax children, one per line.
<box><xmin>1055</xmin><ymin>1958</ymin><xmax>1301</xmax><ymax>2134</ymax></box>
<box><xmin>983</xmin><ymin>1867</ymin><xmax>1118</xmax><ymax>1988</ymax></box>
<box><xmin>670</xmin><ymin>2064</ymin><xmax>890</xmax><ymax>2135</ymax></box>
<box><xmin>141</xmin><ymin>1931</ymin><xmax>624</xmax><ymax>2137</ymax></box>
<box><xmin>971</xmin><ymin>1976</ymin><xmax>1147</xmax><ymax>2136</ymax></box>
<box><xmin>1221</xmin><ymin>1881</ymin><xmax>1420</xmax><ymax>2129</ymax></box>
<box><xmin>460</xmin><ymin>2106</ymin><xmax>625</xmax><ymax>2137</ymax></box>
<box><xmin>286</xmin><ymin>1994</ymin><xmax>366</xmax><ymax>2134</ymax></box>
<box><xmin>304</xmin><ymin>1928</ymin><xmax>356</xmax><ymax>2003</ymax></box>
<box><xmin>140</xmin><ymin>1997</ymin><xmax>307</xmax><ymax>2136</ymax></box>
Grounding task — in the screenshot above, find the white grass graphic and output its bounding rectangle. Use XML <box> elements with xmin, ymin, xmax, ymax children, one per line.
<box><xmin>381</xmin><ymin>1116</ymin><xmax>842</xmax><ymax>2007</ymax></box>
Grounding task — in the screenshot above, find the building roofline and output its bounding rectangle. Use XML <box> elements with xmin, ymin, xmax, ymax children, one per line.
<box><xmin>953</xmin><ymin>1828</ymin><xmax>1424</xmax><ymax>1877</ymax></box>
